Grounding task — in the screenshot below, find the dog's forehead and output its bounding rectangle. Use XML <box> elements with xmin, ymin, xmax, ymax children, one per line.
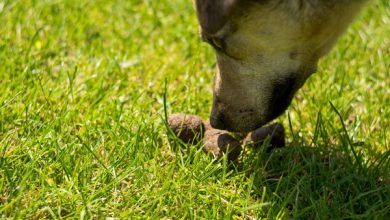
<box><xmin>197</xmin><ymin>0</ymin><xmax>360</xmax><ymax>34</ymax></box>
<box><xmin>197</xmin><ymin>1</ymin><xmax>304</xmax><ymax>40</ymax></box>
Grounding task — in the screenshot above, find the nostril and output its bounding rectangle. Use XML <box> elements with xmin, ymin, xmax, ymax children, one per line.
<box><xmin>210</xmin><ymin>112</ymin><xmax>227</xmax><ymax>130</ymax></box>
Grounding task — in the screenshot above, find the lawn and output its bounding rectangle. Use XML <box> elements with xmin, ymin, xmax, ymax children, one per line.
<box><xmin>0</xmin><ymin>0</ymin><xmax>389</xmax><ymax>218</ymax></box>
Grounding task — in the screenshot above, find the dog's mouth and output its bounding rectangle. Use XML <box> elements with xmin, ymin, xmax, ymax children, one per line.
<box><xmin>210</xmin><ymin>74</ymin><xmax>303</xmax><ymax>132</ymax></box>
<box><xmin>211</xmin><ymin>117</ymin><xmax>268</xmax><ymax>133</ymax></box>
<box><xmin>210</xmin><ymin>106</ymin><xmax>267</xmax><ymax>132</ymax></box>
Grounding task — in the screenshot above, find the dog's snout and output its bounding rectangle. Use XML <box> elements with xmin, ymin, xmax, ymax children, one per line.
<box><xmin>210</xmin><ymin>111</ymin><xmax>227</xmax><ymax>130</ymax></box>
<box><xmin>210</xmin><ymin>95</ymin><xmax>228</xmax><ymax>130</ymax></box>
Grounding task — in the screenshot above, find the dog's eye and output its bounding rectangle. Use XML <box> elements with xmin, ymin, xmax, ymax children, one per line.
<box><xmin>211</xmin><ymin>37</ymin><xmax>224</xmax><ymax>50</ymax></box>
<box><xmin>202</xmin><ymin>34</ymin><xmax>224</xmax><ymax>51</ymax></box>
<box><xmin>202</xmin><ymin>35</ymin><xmax>240</xmax><ymax>59</ymax></box>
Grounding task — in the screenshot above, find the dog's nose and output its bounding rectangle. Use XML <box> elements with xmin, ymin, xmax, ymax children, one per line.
<box><xmin>210</xmin><ymin>112</ymin><xmax>227</xmax><ymax>130</ymax></box>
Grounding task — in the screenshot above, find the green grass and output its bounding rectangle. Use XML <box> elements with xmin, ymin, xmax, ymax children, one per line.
<box><xmin>0</xmin><ymin>0</ymin><xmax>389</xmax><ymax>218</ymax></box>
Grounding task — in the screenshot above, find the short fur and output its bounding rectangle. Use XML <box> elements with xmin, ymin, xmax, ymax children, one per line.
<box><xmin>194</xmin><ymin>0</ymin><xmax>368</xmax><ymax>132</ymax></box>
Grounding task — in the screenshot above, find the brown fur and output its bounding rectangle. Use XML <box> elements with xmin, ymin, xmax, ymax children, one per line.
<box><xmin>194</xmin><ymin>0</ymin><xmax>368</xmax><ymax>132</ymax></box>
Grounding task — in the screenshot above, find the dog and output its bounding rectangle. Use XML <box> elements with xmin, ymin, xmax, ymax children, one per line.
<box><xmin>193</xmin><ymin>0</ymin><xmax>368</xmax><ymax>132</ymax></box>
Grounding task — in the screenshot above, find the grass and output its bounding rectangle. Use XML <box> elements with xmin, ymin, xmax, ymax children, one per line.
<box><xmin>0</xmin><ymin>0</ymin><xmax>389</xmax><ymax>218</ymax></box>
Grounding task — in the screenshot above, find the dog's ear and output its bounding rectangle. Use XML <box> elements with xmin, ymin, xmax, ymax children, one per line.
<box><xmin>194</xmin><ymin>0</ymin><xmax>238</xmax><ymax>34</ymax></box>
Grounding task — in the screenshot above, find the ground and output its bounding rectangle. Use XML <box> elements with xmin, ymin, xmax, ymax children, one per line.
<box><xmin>0</xmin><ymin>0</ymin><xmax>389</xmax><ymax>218</ymax></box>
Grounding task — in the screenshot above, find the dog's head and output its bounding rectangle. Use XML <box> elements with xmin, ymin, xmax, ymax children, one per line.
<box><xmin>194</xmin><ymin>0</ymin><xmax>364</xmax><ymax>132</ymax></box>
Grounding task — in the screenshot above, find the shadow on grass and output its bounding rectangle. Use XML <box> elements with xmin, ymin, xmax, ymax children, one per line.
<box><xmin>239</xmin><ymin>143</ymin><xmax>390</xmax><ymax>218</ymax></box>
